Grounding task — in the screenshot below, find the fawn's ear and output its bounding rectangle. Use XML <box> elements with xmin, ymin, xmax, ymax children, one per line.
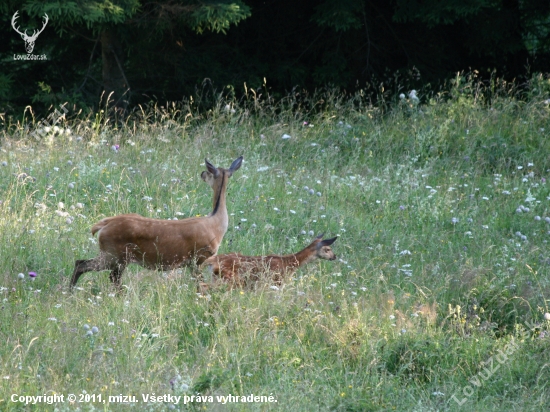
<box><xmin>315</xmin><ymin>233</ymin><xmax>325</xmax><ymax>240</ymax></box>
<box><xmin>205</xmin><ymin>159</ymin><xmax>220</xmax><ymax>177</ymax></box>
<box><xmin>320</xmin><ymin>236</ymin><xmax>338</xmax><ymax>246</ymax></box>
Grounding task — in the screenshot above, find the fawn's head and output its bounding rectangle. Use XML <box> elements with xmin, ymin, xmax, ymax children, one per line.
<box><xmin>314</xmin><ymin>235</ymin><xmax>338</xmax><ymax>260</ymax></box>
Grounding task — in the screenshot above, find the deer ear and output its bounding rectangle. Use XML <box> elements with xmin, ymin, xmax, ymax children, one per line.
<box><xmin>315</xmin><ymin>233</ymin><xmax>325</xmax><ymax>240</ymax></box>
<box><xmin>229</xmin><ymin>156</ymin><xmax>243</xmax><ymax>172</ymax></box>
<box><xmin>205</xmin><ymin>159</ymin><xmax>219</xmax><ymax>177</ymax></box>
<box><xmin>320</xmin><ymin>236</ymin><xmax>338</xmax><ymax>246</ymax></box>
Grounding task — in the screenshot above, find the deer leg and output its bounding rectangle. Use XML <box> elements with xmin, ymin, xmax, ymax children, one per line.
<box><xmin>108</xmin><ymin>263</ymin><xmax>126</xmax><ymax>291</ymax></box>
<box><xmin>71</xmin><ymin>254</ymin><xmax>119</xmax><ymax>288</ymax></box>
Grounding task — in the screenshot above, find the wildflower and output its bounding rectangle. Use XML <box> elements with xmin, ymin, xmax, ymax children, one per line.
<box><xmin>111</xmin><ymin>145</ymin><xmax>119</xmax><ymax>152</ymax></box>
<box><xmin>409</xmin><ymin>90</ymin><xmax>419</xmax><ymax>103</ymax></box>
<box><xmin>270</xmin><ymin>286</ymin><xmax>280</xmax><ymax>291</ymax></box>
<box><xmin>273</xmin><ymin>207</ymin><xmax>280</xmax><ymax>212</ymax></box>
<box><xmin>48</xmin><ymin>317</ymin><xmax>57</xmax><ymax>322</ymax></box>
<box><xmin>308</xmin><ymin>230</ymin><xmax>314</xmax><ymax>236</ymax></box>
<box><xmin>400</xmin><ymin>250</ymin><xmax>412</xmax><ymax>256</ymax></box>
<box><xmin>451</xmin><ymin>217</ymin><xmax>459</xmax><ymax>224</ymax></box>
<box><xmin>83</xmin><ymin>324</ymin><xmax>90</xmax><ymax>330</ymax></box>
<box><xmin>28</xmin><ymin>272</ymin><xmax>37</xmax><ymax>278</ymax></box>
<box><xmin>85</xmin><ymin>330</ymin><xmax>93</xmax><ymax>337</ymax></box>
<box><xmin>282</xmin><ymin>134</ymin><xmax>291</xmax><ymax>139</ymax></box>
<box><xmin>389</xmin><ymin>315</ymin><xmax>395</xmax><ymax>320</ymax></box>
<box><xmin>17</xmin><ymin>273</ymin><xmax>24</xmax><ymax>279</ymax></box>
<box><xmin>544</xmin><ymin>313</ymin><xmax>550</xmax><ymax>320</ymax></box>
<box><xmin>1</xmin><ymin>161</ymin><xmax>7</xmax><ymax>166</ymax></box>
<box><xmin>308</xmin><ymin>189</ymin><xmax>315</xmax><ymax>195</ymax></box>
<box><xmin>91</xmin><ymin>326</ymin><xmax>99</xmax><ymax>334</ymax></box>
<box><xmin>535</xmin><ymin>216</ymin><xmax>542</xmax><ymax>221</ymax></box>
<box><xmin>290</xmin><ymin>210</ymin><xmax>296</xmax><ymax>214</ymax></box>
<box><xmin>257</xmin><ymin>166</ymin><xmax>269</xmax><ymax>172</ymax></box>
<box><xmin>316</xmin><ymin>192</ymin><xmax>321</xmax><ymax>196</ymax></box>
<box><xmin>399</xmin><ymin>93</ymin><xmax>405</xmax><ymax>99</ymax></box>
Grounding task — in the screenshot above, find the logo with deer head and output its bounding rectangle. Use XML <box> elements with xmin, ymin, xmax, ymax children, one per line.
<box><xmin>11</xmin><ymin>11</ymin><xmax>49</xmax><ymax>54</ymax></box>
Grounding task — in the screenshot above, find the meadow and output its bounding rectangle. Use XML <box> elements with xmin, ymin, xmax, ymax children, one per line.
<box><xmin>1</xmin><ymin>74</ymin><xmax>550</xmax><ymax>411</ymax></box>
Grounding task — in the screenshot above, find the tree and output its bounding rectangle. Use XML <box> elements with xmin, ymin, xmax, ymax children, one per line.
<box><xmin>17</xmin><ymin>0</ymin><xmax>251</xmax><ymax>113</ymax></box>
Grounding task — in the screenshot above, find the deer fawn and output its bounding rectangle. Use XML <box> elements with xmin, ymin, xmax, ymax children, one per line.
<box><xmin>71</xmin><ymin>156</ymin><xmax>243</xmax><ymax>289</ymax></box>
<box><xmin>201</xmin><ymin>234</ymin><xmax>338</xmax><ymax>289</ymax></box>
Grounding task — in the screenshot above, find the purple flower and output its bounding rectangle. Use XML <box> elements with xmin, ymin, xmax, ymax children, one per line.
<box><xmin>28</xmin><ymin>271</ymin><xmax>37</xmax><ymax>278</ymax></box>
<box><xmin>399</xmin><ymin>205</ymin><xmax>405</xmax><ymax>210</ymax></box>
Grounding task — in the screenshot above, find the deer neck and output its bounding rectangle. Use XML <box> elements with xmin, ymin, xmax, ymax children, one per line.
<box><xmin>283</xmin><ymin>244</ymin><xmax>318</xmax><ymax>269</ymax></box>
<box><xmin>209</xmin><ymin>171</ymin><xmax>229</xmax><ymax>228</ymax></box>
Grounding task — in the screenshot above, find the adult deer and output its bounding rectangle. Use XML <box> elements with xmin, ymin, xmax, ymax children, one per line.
<box><xmin>202</xmin><ymin>234</ymin><xmax>338</xmax><ymax>288</ymax></box>
<box><xmin>71</xmin><ymin>156</ymin><xmax>242</xmax><ymax>289</ymax></box>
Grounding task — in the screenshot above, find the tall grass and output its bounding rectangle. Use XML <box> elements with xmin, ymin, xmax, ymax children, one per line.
<box><xmin>1</xmin><ymin>73</ymin><xmax>550</xmax><ymax>411</ymax></box>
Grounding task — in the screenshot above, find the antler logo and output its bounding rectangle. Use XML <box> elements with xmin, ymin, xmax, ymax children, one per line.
<box><xmin>11</xmin><ymin>11</ymin><xmax>49</xmax><ymax>54</ymax></box>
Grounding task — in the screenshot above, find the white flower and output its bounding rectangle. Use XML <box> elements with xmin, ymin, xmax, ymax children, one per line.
<box><xmin>399</xmin><ymin>93</ymin><xmax>405</xmax><ymax>99</ymax></box>
<box><xmin>269</xmin><ymin>285</ymin><xmax>280</xmax><ymax>291</ymax></box>
<box><xmin>451</xmin><ymin>217</ymin><xmax>459</xmax><ymax>224</ymax></box>
<box><xmin>544</xmin><ymin>313</ymin><xmax>550</xmax><ymax>320</ymax></box>
<box><xmin>257</xmin><ymin>166</ymin><xmax>269</xmax><ymax>172</ymax></box>
<box><xmin>282</xmin><ymin>134</ymin><xmax>291</xmax><ymax>139</ymax></box>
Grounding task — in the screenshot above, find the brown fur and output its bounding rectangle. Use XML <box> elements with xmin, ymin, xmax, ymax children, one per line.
<box><xmin>202</xmin><ymin>235</ymin><xmax>338</xmax><ymax>288</ymax></box>
<box><xmin>71</xmin><ymin>156</ymin><xmax>243</xmax><ymax>289</ymax></box>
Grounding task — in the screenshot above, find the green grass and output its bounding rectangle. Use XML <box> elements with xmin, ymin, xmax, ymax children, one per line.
<box><xmin>1</xmin><ymin>74</ymin><xmax>550</xmax><ymax>411</ymax></box>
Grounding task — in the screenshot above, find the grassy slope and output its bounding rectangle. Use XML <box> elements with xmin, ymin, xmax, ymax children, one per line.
<box><xmin>1</xmin><ymin>75</ymin><xmax>550</xmax><ymax>411</ymax></box>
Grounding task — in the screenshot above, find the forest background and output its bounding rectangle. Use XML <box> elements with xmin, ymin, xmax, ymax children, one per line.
<box><xmin>2</xmin><ymin>0</ymin><xmax>550</xmax><ymax>116</ymax></box>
